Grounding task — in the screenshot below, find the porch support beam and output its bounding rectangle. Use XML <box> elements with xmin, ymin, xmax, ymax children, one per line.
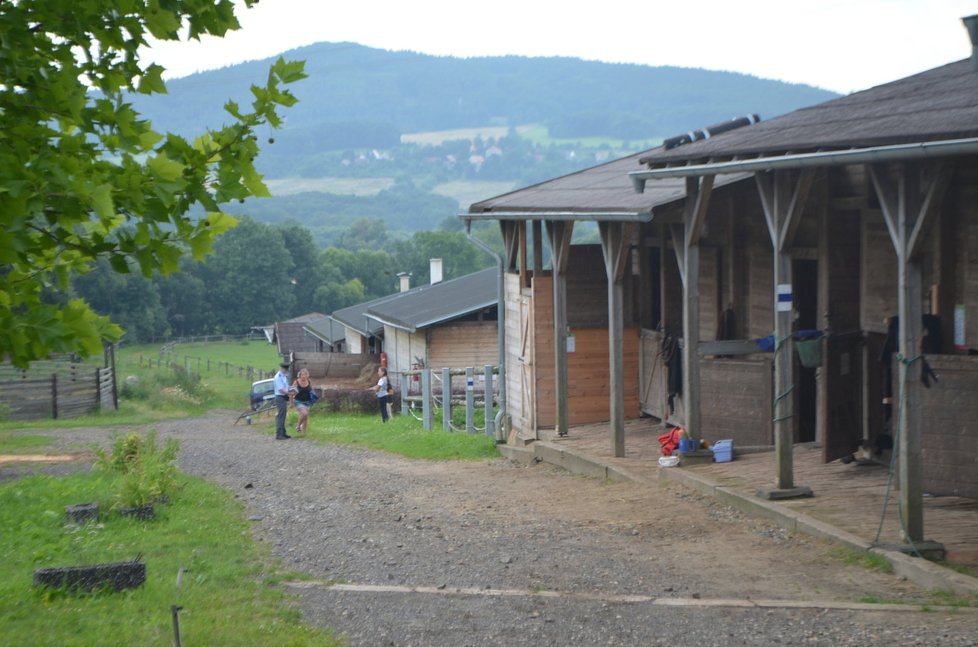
<box><xmin>600</xmin><ymin>221</ymin><xmax>635</xmax><ymax>457</ymax></box>
<box><xmin>680</xmin><ymin>175</ymin><xmax>714</xmax><ymax>438</ymax></box>
<box><xmin>532</xmin><ymin>221</ymin><xmax>544</xmax><ymax>275</ymax></box>
<box><xmin>867</xmin><ymin>162</ymin><xmax>949</xmax><ymax>544</ymax></box>
<box><xmin>500</xmin><ymin>221</ymin><xmax>519</xmax><ymax>272</ymax></box>
<box><xmin>546</xmin><ymin>220</ymin><xmax>574</xmax><ymax>438</ymax></box>
<box><xmin>755</xmin><ymin>169</ymin><xmax>815</xmax><ymax>499</ymax></box>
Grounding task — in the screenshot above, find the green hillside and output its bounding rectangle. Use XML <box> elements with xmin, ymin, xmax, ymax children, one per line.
<box><xmin>126</xmin><ymin>42</ymin><xmax>839</xmax><ymax>240</ymax></box>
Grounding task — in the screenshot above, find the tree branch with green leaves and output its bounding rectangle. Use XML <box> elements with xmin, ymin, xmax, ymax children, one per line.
<box><xmin>0</xmin><ymin>0</ymin><xmax>306</xmax><ymax>367</ymax></box>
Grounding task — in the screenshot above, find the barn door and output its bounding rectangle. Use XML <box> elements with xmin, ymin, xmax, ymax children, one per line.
<box><xmin>639</xmin><ymin>328</ymin><xmax>665</xmax><ymax>419</ymax></box>
<box><xmin>822</xmin><ymin>333</ymin><xmax>863</xmax><ymax>462</ymax></box>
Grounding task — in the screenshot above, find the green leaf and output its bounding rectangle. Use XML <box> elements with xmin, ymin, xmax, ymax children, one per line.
<box><xmin>242</xmin><ymin>164</ymin><xmax>270</xmax><ymax>197</ymax></box>
<box><xmin>91</xmin><ymin>184</ymin><xmax>116</xmax><ymax>223</ymax></box>
<box><xmin>137</xmin><ymin>64</ymin><xmax>168</xmax><ymax>95</ymax></box>
<box><xmin>147</xmin><ymin>154</ymin><xmax>185</xmax><ymax>182</ymax></box>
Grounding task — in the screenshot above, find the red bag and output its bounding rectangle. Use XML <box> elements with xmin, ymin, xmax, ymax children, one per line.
<box><xmin>657</xmin><ymin>426</ymin><xmax>683</xmax><ymax>456</ymax></box>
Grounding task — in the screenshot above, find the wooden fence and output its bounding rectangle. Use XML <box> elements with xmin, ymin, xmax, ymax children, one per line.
<box><xmin>0</xmin><ymin>360</ymin><xmax>117</xmax><ymax>421</ymax></box>
<box><xmin>135</xmin><ymin>353</ymin><xmax>274</xmax><ymax>382</ymax></box>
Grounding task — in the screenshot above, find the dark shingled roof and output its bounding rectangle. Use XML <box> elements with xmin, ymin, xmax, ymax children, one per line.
<box><xmin>366</xmin><ymin>268</ymin><xmax>497</xmax><ymax>333</ymax></box>
<box><xmin>331</xmin><ymin>294</ymin><xmax>402</xmax><ymax>337</ymax></box>
<box><xmin>469</xmin><ymin>149</ymin><xmax>686</xmax><ymax>213</ymax></box>
<box><xmin>638</xmin><ymin>59</ymin><xmax>978</xmax><ymax>167</ymax></box>
<box><xmin>303</xmin><ymin>315</ymin><xmax>344</xmax><ymax>345</ymax></box>
<box><xmin>468</xmin><ymin>147</ymin><xmax>746</xmax><ymax>215</ymax></box>
<box><xmin>275</xmin><ymin>312</ymin><xmax>326</xmax><ymax>354</ymax></box>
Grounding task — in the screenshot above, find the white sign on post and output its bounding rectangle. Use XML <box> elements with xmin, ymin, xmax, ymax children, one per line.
<box><xmin>776</xmin><ymin>284</ymin><xmax>793</xmax><ymax>312</ymax></box>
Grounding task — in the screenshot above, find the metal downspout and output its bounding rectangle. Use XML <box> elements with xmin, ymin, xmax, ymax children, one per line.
<box><xmin>465</xmin><ymin>222</ymin><xmax>507</xmax><ymax>441</ymax></box>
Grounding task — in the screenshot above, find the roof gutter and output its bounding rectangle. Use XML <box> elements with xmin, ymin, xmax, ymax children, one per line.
<box><xmin>629</xmin><ymin>136</ymin><xmax>978</xmax><ymax>190</ymax></box>
<box><xmin>463</xmin><ymin>211</ymin><xmax>652</xmax><ymax>223</ymax></box>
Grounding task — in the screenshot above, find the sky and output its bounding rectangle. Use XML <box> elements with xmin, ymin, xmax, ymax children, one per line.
<box><xmin>145</xmin><ymin>0</ymin><xmax>978</xmax><ymax>95</ymax></box>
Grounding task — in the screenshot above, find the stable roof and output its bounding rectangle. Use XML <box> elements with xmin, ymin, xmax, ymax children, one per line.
<box><xmin>303</xmin><ymin>315</ymin><xmax>345</xmax><ymax>345</ymax></box>
<box><xmin>366</xmin><ymin>268</ymin><xmax>497</xmax><ymax>333</ymax></box>
<box><xmin>466</xmin><ymin>147</ymin><xmax>745</xmax><ymax>219</ymax></box>
<box><xmin>637</xmin><ymin>59</ymin><xmax>978</xmax><ymax>168</ymax></box>
<box><xmin>331</xmin><ymin>293</ymin><xmax>403</xmax><ymax>337</ymax></box>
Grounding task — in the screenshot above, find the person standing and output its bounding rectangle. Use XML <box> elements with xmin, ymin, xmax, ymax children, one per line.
<box><xmin>274</xmin><ymin>361</ymin><xmax>293</xmax><ymax>439</ymax></box>
<box><xmin>373</xmin><ymin>366</ymin><xmax>390</xmax><ymax>423</ymax></box>
<box><xmin>291</xmin><ymin>368</ymin><xmax>316</xmax><ymax>434</ymax></box>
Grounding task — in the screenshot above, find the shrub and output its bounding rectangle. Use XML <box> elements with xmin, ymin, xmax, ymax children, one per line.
<box><xmin>94</xmin><ymin>431</ymin><xmax>180</xmax><ymax>510</ymax></box>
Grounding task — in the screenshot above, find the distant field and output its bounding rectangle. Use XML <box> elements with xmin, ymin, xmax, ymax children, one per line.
<box><xmin>431</xmin><ymin>180</ymin><xmax>519</xmax><ymax>207</ymax></box>
<box><xmin>518</xmin><ymin>124</ymin><xmax>660</xmax><ymax>150</ymax></box>
<box><xmin>264</xmin><ymin>175</ymin><xmax>516</xmax><ymax>206</ymax></box>
<box><xmin>265</xmin><ymin>177</ymin><xmax>395</xmax><ymax>196</ymax></box>
<box><xmin>401</xmin><ymin>124</ymin><xmax>537</xmax><ymax>145</ymax></box>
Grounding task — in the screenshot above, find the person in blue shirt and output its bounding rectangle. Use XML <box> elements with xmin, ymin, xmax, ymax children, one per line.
<box><xmin>273</xmin><ymin>362</ymin><xmax>294</xmax><ymax>439</ymax></box>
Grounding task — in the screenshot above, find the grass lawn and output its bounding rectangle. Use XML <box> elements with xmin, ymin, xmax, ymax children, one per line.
<box><xmin>303</xmin><ymin>411</ymin><xmax>499</xmax><ymax>461</ymax></box>
<box><xmin>0</xmin><ymin>338</ymin><xmax>501</xmax><ymax>643</ymax></box>
<box><xmin>0</xmin><ymin>470</ymin><xmax>337</xmax><ymax>646</ymax></box>
<box><xmin>113</xmin><ymin>339</ymin><xmax>282</xmax><ymax>418</ymax></box>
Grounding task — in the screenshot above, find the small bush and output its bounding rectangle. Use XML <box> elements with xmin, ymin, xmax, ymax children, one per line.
<box><xmin>93</xmin><ymin>431</ymin><xmax>180</xmax><ymax>509</ymax></box>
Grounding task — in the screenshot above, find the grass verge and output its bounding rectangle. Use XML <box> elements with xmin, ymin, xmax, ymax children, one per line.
<box><xmin>301</xmin><ymin>411</ymin><xmax>500</xmax><ymax>461</ymax></box>
<box><xmin>0</xmin><ymin>469</ymin><xmax>338</xmax><ymax>646</ymax></box>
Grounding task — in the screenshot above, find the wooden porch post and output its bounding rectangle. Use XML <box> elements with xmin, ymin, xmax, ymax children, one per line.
<box><xmin>599</xmin><ymin>221</ymin><xmax>635</xmax><ymax>457</ymax></box>
<box><xmin>546</xmin><ymin>220</ymin><xmax>574</xmax><ymax>437</ymax></box>
<box><xmin>674</xmin><ymin>176</ymin><xmax>714</xmax><ymax>438</ymax></box>
<box><xmin>868</xmin><ymin>161</ymin><xmax>950</xmax><ymax>544</ymax></box>
<box><xmin>755</xmin><ymin>169</ymin><xmax>815</xmax><ymax>499</ymax></box>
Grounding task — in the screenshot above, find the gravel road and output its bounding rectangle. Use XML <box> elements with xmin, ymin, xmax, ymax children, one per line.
<box><xmin>14</xmin><ymin>411</ymin><xmax>978</xmax><ymax>646</ymax></box>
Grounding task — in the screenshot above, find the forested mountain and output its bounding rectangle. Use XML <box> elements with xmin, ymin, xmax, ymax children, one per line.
<box><xmin>127</xmin><ymin>43</ymin><xmax>838</xmax><ymax>246</ymax></box>
<box><xmin>78</xmin><ymin>44</ymin><xmax>841</xmax><ymax>341</ymax></box>
<box><xmin>137</xmin><ymin>42</ymin><xmax>836</xmax><ymax>147</ymax></box>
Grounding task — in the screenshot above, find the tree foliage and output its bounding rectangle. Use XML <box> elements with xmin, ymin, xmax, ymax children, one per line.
<box><xmin>70</xmin><ymin>218</ymin><xmax>499</xmax><ymax>343</ymax></box>
<box><xmin>0</xmin><ymin>0</ymin><xmax>305</xmax><ymax>366</ymax></box>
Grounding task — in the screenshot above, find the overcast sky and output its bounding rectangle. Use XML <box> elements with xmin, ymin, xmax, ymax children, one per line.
<box><xmin>145</xmin><ymin>0</ymin><xmax>978</xmax><ymax>95</ymax></box>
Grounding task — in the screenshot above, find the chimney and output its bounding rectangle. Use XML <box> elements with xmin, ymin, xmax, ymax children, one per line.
<box><xmin>397</xmin><ymin>272</ymin><xmax>411</xmax><ymax>292</ymax></box>
<box><xmin>429</xmin><ymin>258</ymin><xmax>443</xmax><ymax>285</ymax></box>
<box><xmin>964</xmin><ymin>14</ymin><xmax>978</xmax><ymax>71</ymax></box>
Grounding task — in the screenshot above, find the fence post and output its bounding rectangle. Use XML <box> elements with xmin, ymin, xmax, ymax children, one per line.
<box><xmin>400</xmin><ymin>371</ymin><xmax>409</xmax><ymax>416</ymax></box>
<box><xmin>484</xmin><ymin>365</ymin><xmax>494</xmax><ymax>438</ymax></box>
<box><xmin>442</xmin><ymin>368</ymin><xmax>452</xmax><ymax>431</ymax></box>
<box><xmin>465</xmin><ymin>367</ymin><xmax>475</xmax><ymax>434</ymax></box>
<box><xmin>95</xmin><ymin>368</ymin><xmax>101</xmax><ymax>411</ymax></box>
<box><xmin>422</xmin><ymin>368</ymin><xmax>432</xmax><ymax>431</ymax></box>
<box><xmin>51</xmin><ymin>374</ymin><xmax>58</xmax><ymax>419</ymax></box>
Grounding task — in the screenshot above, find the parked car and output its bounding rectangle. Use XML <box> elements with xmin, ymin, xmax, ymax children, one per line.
<box><xmin>250</xmin><ymin>378</ymin><xmax>276</xmax><ymax>410</ymax></box>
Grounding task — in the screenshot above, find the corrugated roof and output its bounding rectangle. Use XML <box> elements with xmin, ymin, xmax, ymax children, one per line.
<box><xmin>303</xmin><ymin>315</ymin><xmax>345</xmax><ymax>344</ymax></box>
<box><xmin>275</xmin><ymin>312</ymin><xmax>327</xmax><ymax>354</ymax></box>
<box><xmin>467</xmin><ymin>147</ymin><xmax>745</xmax><ymax>215</ymax></box>
<box><xmin>366</xmin><ymin>268</ymin><xmax>497</xmax><ymax>333</ymax></box>
<box><xmin>638</xmin><ymin>60</ymin><xmax>978</xmax><ymax>167</ymax></box>
<box><xmin>331</xmin><ymin>293</ymin><xmax>403</xmax><ymax>336</ymax></box>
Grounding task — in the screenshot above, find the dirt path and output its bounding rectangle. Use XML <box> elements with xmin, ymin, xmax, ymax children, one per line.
<box><xmin>6</xmin><ymin>411</ymin><xmax>978</xmax><ymax>645</ymax></box>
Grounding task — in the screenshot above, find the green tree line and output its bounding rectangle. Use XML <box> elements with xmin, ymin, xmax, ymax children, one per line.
<box><xmin>70</xmin><ymin>218</ymin><xmax>499</xmax><ymax>342</ymax></box>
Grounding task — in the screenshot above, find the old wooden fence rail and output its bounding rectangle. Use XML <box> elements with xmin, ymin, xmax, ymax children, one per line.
<box><xmin>0</xmin><ymin>361</ymin><xmax>117</xmax><ymax>421</ymax></box>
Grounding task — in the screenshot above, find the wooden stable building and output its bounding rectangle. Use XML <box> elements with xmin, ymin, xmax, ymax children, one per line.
<box><xmin>366</xmin><ymin>267</ymin><xmax>499</xmax><ymax>387</ymax></box>
<box><xmin>466</xmin><ymin>22</ymin><xmax>978</xmax><ymax>547</ymax></box>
